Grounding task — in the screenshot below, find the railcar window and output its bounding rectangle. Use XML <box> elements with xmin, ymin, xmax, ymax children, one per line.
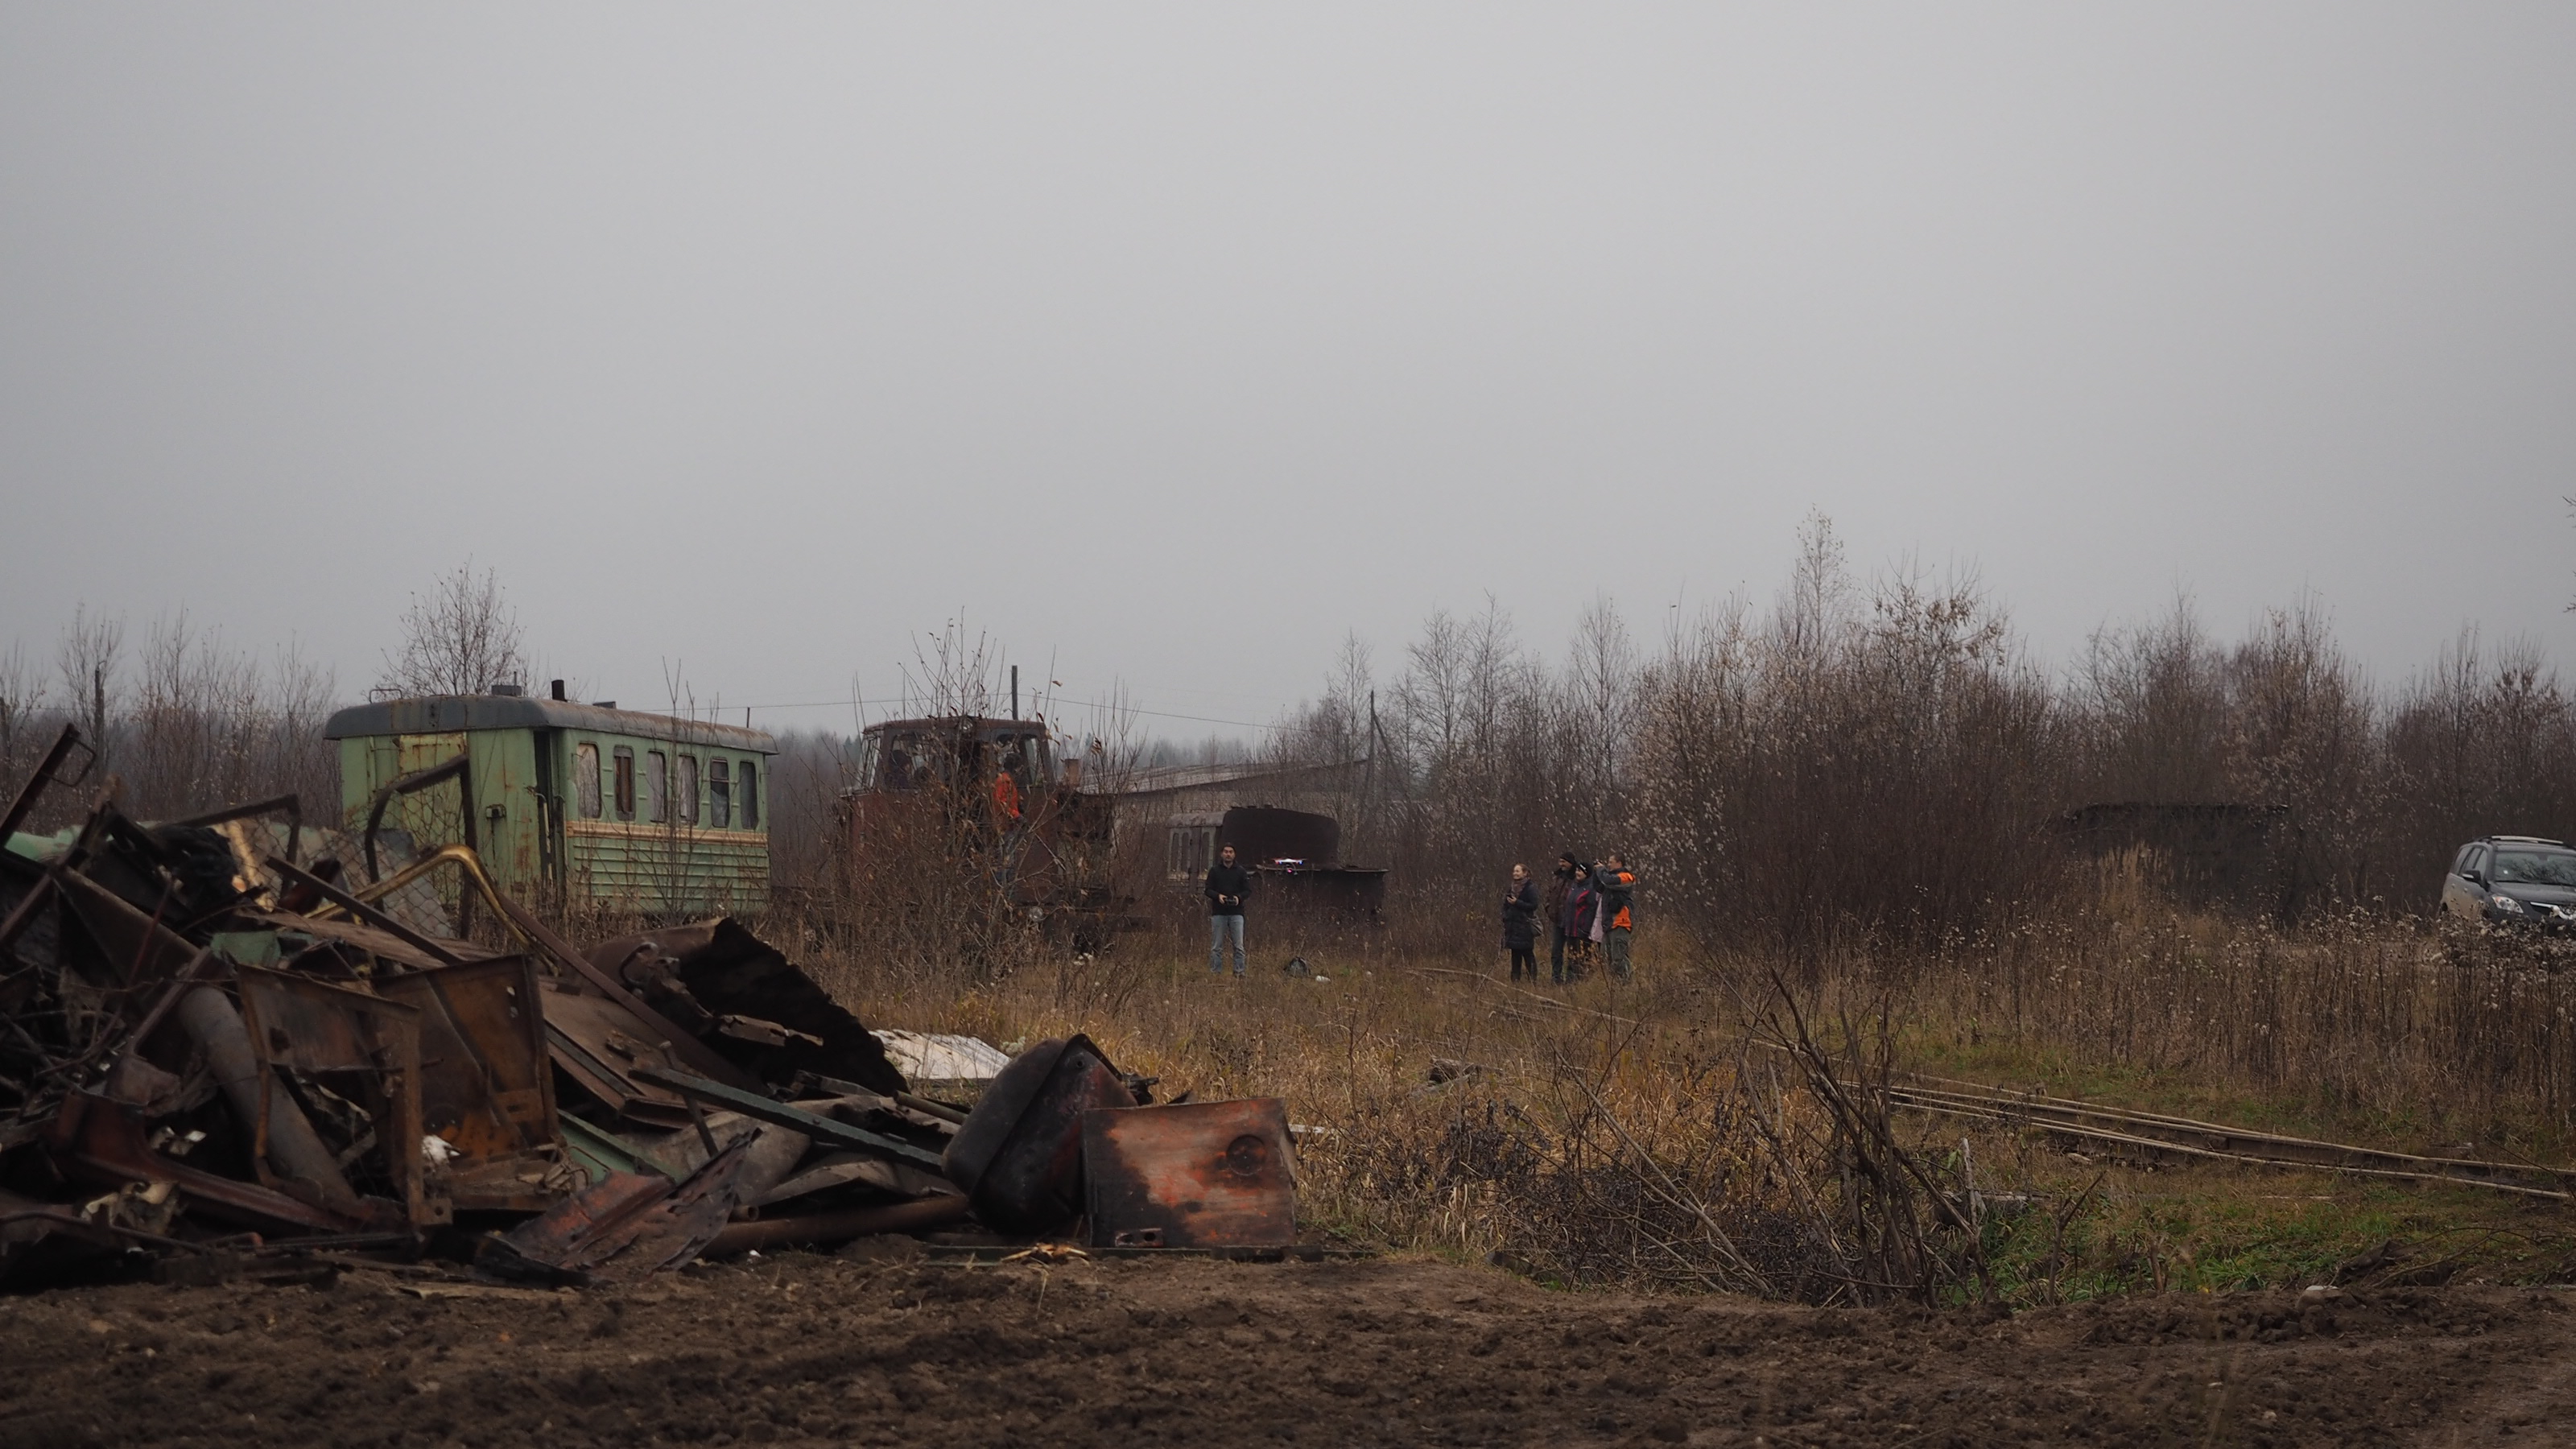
<box><xmin>740</xmin><ymin>760</ymin><xmax>760</xmax><ymax>829</ymax></box>
<box><xmin>646</xmin><ymin>751</ymin><xmax>668</xmax><ymax>823</ymax></box>
<box><xmin>678</xmin><ymin>755</ymin><xmax>699</xmax><ymax>825</ymax></box>
<box><xmin>575</xmin><ymin>743</ymin><xmax>601</xmax><ymax>819</ymax></box>
<box><xmin>710</xmin><ymin>758</ymin><xmax>732</xmax><ymax>828</ymax></box>
<box><xmin>612</xmin><ymin>747</ymin><xmax>636</xmax><ymax>820</ymax></box>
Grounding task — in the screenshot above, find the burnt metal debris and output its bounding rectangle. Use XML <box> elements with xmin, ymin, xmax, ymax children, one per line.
<box><xmin>1083</xmin><ymin>1098</ymin><xmax>1297</xmax><ymax>1250</ymax></box>
<box><xmin>944</xmin><ymin>1034</ymin><xmax>1137</xmax><ymax>1235</ymax></box>
<box><xmin>1</xmin><ymin>733</ymin><xmax>1308</xmax><ymax>1295</ymax></box>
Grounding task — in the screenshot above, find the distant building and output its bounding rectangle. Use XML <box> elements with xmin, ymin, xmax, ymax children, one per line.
<box><xmin>1099</xmin><ymin>758</ymin><xmax>1373</xmax><ymax>878</ymax></box>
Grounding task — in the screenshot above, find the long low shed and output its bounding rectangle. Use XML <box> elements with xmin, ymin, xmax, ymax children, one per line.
<box><xmin>326</xmin><ymin>694</ymin><xmax>778</xmax><ymax>916</ymax></box>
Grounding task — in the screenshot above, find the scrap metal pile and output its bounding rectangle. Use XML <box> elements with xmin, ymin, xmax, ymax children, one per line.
<box><xmin>0</xmin><ymin>727</ymin><xmax>1299</xmax><ymax>1291</ymax></box>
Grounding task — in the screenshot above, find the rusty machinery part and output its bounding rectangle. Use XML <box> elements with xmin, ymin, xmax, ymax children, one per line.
<box><xmin>942</xmin><ymin>1034</ymin><xmax>1140</xmax><ymax>1236</ymax></box>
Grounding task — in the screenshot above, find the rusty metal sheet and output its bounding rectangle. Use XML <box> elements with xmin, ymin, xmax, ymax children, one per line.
<box><xmin>540</xmin><ymin>982</ymin><xmax>693</xmax><ymax>1125</ymax></box>
<box><xmin>235</xmin><ymin>967</ymin><xmax>429</xmax><ymax>1224</ymax></box>
<box><xmin>377</xmin><ymin>956</ymin><xmax>566</xmax><ymax>1210</ymax></box>
<box><xmin>484</xmin><ymin>1135</ymin><xmax>752</xmax><ymax>1284</ymax></box>
<box><xmin>584</xmin><ymin>919</ymin><xmax>908</xmax><ymax>1095</ymax></box>
<box><xmin>1082</xmin><ymin>1098</ymin><xmax>1297</xmax><ymax>1250</ymax></box>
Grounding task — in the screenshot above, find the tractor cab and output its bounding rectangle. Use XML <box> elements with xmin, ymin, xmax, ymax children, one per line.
<box><xmin>857</xmin><ymin>716</ymin><xmax>1058</xmax><ymax>810</ymax></box>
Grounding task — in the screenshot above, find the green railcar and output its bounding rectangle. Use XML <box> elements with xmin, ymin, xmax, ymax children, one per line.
<box><xmin>325</xmin><ymin>692</ymin><xmax>778</xmax><ymax>917</ymax></box>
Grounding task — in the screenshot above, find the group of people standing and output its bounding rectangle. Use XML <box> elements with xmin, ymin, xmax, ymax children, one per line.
<box><xmin>1203</xmin><ymin>836</ymin><xmax>1636</xmax><ymax>983</ymax></box>
<box><xmin>1503</xmin><ymin>852</ymin><xmax>1637</xmax><ymax>983</ymax></box>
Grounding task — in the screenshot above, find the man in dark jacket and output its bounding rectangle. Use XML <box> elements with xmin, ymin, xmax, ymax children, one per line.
<box><xmin>1205</xmin><ymin>844</ymin><xmax>1252</xmax><ymax>976</ymax></box>
<box><xmin>1592</xmin><ymin>854</ymin><xmax>1637</xmax><ymax>980</ymax></box>
<box><xmin>1545</xmin><ymin>853</ymin><xmax>1580</xmax><ymax>984</ymax></box>
<box><xmin>1501</xmin><ymin>863</ymin><xmax>1541</xmax><ymax>981</ymax></box>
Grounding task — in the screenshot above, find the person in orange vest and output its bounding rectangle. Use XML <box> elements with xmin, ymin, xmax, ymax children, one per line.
<box><xmin>1591</xmin><ymin>854</ymin><xmax>1637</xmax><ymax>980</ymax></box>
<box><xmin>990</xmin><ymin>751</ymin><xmax>1025</xmax><ymax>823</ymax></box>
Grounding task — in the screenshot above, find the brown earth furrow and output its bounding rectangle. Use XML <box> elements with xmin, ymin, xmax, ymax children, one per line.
<box><xmin>1</xmin><ymin>1256</ymin><xmax>2565</xmax><ymax>1448</ymax></box>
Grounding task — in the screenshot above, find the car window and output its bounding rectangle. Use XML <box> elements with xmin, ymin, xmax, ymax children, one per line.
<box><xmin>2453</xmin><ymin>845</ymin><xmax>2478</xmax><ymax>877</ymax></box>
<box><xmin>2490</xmin><ymin>849</ymin><xmax>2576</xmax><ymax>886</ymax></box>
<box><xmin>2465</xmin><ymin>846</ymin><xmax>2489</xmax><ymax>879</ymax></box>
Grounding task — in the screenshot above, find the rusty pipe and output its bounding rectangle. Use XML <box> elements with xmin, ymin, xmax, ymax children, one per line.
<box><xmin>175</xmin><ymin>986</ymin><xmax>354</xmax><ymax>1203</ymax></box>
<box><xmin>700</xmin><ymin>1194</ymin><xmax>970</xmax><ymax>1257</ymax></box>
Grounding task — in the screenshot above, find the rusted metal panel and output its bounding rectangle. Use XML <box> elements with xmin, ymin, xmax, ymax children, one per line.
<box><xmin>630</xmin><ymin>1067</ymin><xmax>947</xmax><ymax>1170</ymax></box>
<box><xmin>483</xmin><ymin>1135</ymin><xmax>752</xmax><ymax>1284</ymax></box>
<box><xmin>943</xmin><ymin>1035</ymin><xmax>1134</xmax><ymax>1235</ymax></box>
<box><xmin>377</xmin><ymin>955</ymin><xmax>566</xmax><ymax>1210</ymax></box>
<box><xmin>539</xmin><ymin>982</ymin><xmax>695</xmax><ymax>1126</ymax></box>
<box><xmin>1082</xmin><ymin>1098</ymin><xmax>1297</xmax><ymax>1249</ymax></box>
<box><xmin>40</xmin><ymin>1091</ymin><xmax>357</xmax><ymax>1235</ymax></box>
<box><xmin>234</xmin><ymin>967</ymin><xmax>430</xmax><ymax>1224</ymax></box>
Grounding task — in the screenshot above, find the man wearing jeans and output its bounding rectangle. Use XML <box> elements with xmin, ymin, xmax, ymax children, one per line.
<box><xmin>1205</xmin><ymin>844</ymin><xmax>1251</xmax><ymax>975</ymax></box>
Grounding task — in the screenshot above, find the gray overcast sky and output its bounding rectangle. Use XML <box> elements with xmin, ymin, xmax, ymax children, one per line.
<box><xmin>4</xmin><ymin>5</ymin><xmax>2573</xmax><ymax>737</ymax></box>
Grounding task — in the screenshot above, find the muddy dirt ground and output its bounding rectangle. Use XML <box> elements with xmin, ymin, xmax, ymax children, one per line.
<box><xmin>3</xmin><ymin>1250</ymin><xmax>2573</xmax><ymax>1448</ymax></box>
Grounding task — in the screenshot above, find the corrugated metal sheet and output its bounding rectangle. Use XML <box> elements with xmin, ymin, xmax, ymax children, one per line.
<box><xmin>565</xmin><ymin>820</ymin><xmax>767</xmax><ymax>914</ymax></box>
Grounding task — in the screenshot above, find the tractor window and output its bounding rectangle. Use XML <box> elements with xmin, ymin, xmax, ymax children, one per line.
<box><xmin>877</xmin><ymin>732</ymin><xmax>933</xmax><ymax>791</ymax></box>
<box><xmin>710</xmin><ymin>758</ymin><xmax>732</xmax><ymax>828</ymax></box>
<box><xmin>575</xmin><ymin>743</ymin><xmax>601</xmax><ymax>819</ymax></box>
<box><xmin>740</xmin><ymin>760</ymin><xmax>760</xmax><ymax>829</ymax></box>
<box><xmin>646</xmin><ymin>751</ymin><xmax>668</xmax><ymax>823</ymax></box>
<box><xmin>678</xmin><ymin>755</ymin><xmax>700</xmax><ymax>825</ymax></box>
<box><xmin>612</xmin><ymin>747</ymin><xmax>636</xmax><ymax>820</ymax></box>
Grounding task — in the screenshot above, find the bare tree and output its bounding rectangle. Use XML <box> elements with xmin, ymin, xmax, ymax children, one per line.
<box><xmin>379</xmin><ymin>564</ymin><xmax>526</xmax><ymax>698</ymax></box>
<box><xmin>56</xmin><ymin>605</ymin><xmax>122</xmax><ymax>764</ymax></box>
<box><xmin>0</xmin><ymin>640</ymin><xmax>45</xmax><ymax>786</ymax></box>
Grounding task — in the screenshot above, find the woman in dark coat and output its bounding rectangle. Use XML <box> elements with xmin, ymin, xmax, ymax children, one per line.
<box><xmin>1558</xmin><ymin>858</ymin><xmax>1598</xmax><ymax>983</ymax></box>
<box><xmin>1502</xmin><ymin>863</ymin><xmax>1542</xmax><ymax>980</ymax></box>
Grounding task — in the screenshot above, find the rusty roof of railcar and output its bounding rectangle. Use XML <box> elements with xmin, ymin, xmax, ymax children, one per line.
<box><xmin>324</xmin><ymin>696</ymin><xmax>776</xmax><ymax>753</ymax></box>
<box><xmin>862</xmin><ymin>716</ymin><xmax>1051</xmax><ymax>737</ymax></box>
